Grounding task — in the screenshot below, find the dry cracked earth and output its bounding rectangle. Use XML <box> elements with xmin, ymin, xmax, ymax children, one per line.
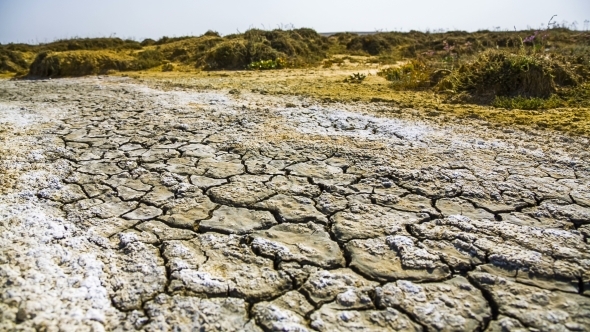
<box><xmin>1</xmin><ymin>77</ymin><xmax>590</xmax><ymax>331</ymax></box>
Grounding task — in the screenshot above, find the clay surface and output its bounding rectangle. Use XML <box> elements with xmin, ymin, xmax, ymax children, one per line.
<box><xmin>1</xmin><ymin>77</ymin><xmax>589</xmax><ymax>331</ymax></box>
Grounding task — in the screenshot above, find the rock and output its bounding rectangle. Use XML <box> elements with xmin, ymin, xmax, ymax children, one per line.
<box><xmin>376</xmin><ymin>277</ymin><xmax>491</xmax><ymax>331</ymax></box>
<box><xmin>199</xmin><ymin>205</ymin><xmax>276</xmax><ymax>234</ymax></box>
<box><xmin>254</xmin><ymin>194</ymin><xmax>328</xmax><ymax>224</ymax></box>
<box><xmin>251</xmin><ymin>223</ymin><xmax>345</xmax><ymax>269</ymax></box>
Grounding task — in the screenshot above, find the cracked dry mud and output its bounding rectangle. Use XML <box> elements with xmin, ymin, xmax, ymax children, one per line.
<box><xmin>1</xmin><ymin>77</ymin><xmax>589</xmax><ymax>331</ymax></box>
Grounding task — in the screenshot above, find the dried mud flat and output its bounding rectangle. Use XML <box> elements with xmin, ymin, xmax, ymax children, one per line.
<box><xmin>1</xmin><ymin>76</ymin><xmax>590</xmax><ymax>331</ymax></box>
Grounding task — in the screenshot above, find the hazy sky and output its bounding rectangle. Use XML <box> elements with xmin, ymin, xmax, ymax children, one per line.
<box><xmin>1</xmin><ymin>0</ymin><xmax>588</xmax><ymax>44</ymax></box>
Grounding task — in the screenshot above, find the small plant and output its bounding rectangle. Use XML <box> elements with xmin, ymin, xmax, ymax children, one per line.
<box><xmin>247</xmin><ymin>58</ymin><xmax>287</xmax><ymax>70</ymax></box>
<box><xmin>378</xmin><ymin>60</ymin><xmax>431</xmax><ymax>89</ymax></box>
<box><xmin>162</xmin><ymin>62</ymin><xmax>175</xmax><ymax>72</ymax></box>
<box><xmin>345</xmin><ymin>72</ymin><xmax>366</xmax><ymax>83</ymax></box>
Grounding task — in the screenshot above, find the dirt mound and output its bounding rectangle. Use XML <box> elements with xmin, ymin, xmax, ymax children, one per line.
<box><xmin>437</xmin><ymin>50</ymin><xmax>581</xmax><ymax>102</ymax></box>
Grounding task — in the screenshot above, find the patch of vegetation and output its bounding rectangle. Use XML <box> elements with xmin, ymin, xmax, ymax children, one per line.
<box><xmin>491</xmin><ymin>95</ymin><xmax>564</xmax><ymax>110</ymax></box>
<box><xmin>247</xmin><ymin>58</ymin><xmax>287</xmax><ymax>70</ymax></box>
<box><xmin>0</xmin><ymin>49</ymin><xmax>29</xmax><ymax>74</ymax></box>
<box><xmin>437</xmin><ymin>50</ymin><xmax>583</xmax><ymax>105</ymax></box>
<box><xmin>378</xmin><ymin>60</ymin><xmax>432</xmax><ymax>89</ymax></box>
<box><xmin>28</xmin><ymin>51</ymin><xmax>137</xmax><ymax>77</ymax></box>
<box><xmin>134</xmin><ymin>49</ymin><xmax>164</xmax><ymax>69</ymax></box>
<box><xmin>3</xmin><ymin>37</ymin><xmax>142</xmax><ymax>53</ymax></box>
<box><xmin>345</xmin><ymin>72</ymin><xmax>366</xmax><ymax>83</ymax></box>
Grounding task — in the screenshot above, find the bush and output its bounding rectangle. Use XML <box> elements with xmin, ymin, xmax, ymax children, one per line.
<box><xmin>378</xmin><ymin>60</ymin><xmax>432</xmax><ymax>89</ymax></box>
<box><xmin>28</xmin><ymin>50</ymin><xmax>136</xmax><ymax>77</ymax></box>
<box><xmin>203</xmin><ymin>40</ymin><xmax>248</xmax><ymax>69</ymax></box>
<box><xmin>437</xmin><ymin>50</ymin><xmax>581</xmax><ymax>102</ymax></box>
<box><xmin>203</xmin><ymin>39</ymin><xmax>284</xmax><ymax>70</ymax></box>
<box><xmin>347</xmin><ymin>35</ymin><xmax>392</xmax><ymax>55</ymax></box>
<box><xmin>0</xmin><ymin>49</ymin><xmax>29</xmax><ymax>73</ymax></box>
<box><xmin>134</xmin><ymin>49</ymin><xmax>163</xmax><ymax>69</ymax></box>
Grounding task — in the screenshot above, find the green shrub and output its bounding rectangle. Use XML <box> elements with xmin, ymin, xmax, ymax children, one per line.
<box><xmin>134</xmin><ymin>49</ymin><xmax>163</xmax><ymax>69</ymax></box>
<box><xmin>0</xmin><ymin>49</ymin><xmax>29</xmax><ymax>73</ymax></box>
<box><xmin>378</xmin><ymin>60</ymin><xmax>432</xmax><ymax>89</ymax></box>
<box><xmin>28</xmin><ymin>50</ymin><xmax>136</xmax><ymax>77</ymax></box>
<box><xmin>203</xmin><ymin>40</ymin><xmax>248</xmax><ymax>69</ymax></box>
<box><xmin>438</xmin><ymin>50</ymin><xmax>580</xmax><ymax>102</ymax></box>
<box><xmin>347</xmin><ymin>35</ymin><xmax>392</xmax><ymax>55</ymax></box>
<box><xmin>345</xmin><ymin>72</ymin><xmax>367</xmax><ymax>83</ymax></box>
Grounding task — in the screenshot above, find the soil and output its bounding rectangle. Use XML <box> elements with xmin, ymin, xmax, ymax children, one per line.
<box><xmin>1</xmin><ymin>74</ymin><xmax>589</xmax><ymax>331</ymax></box>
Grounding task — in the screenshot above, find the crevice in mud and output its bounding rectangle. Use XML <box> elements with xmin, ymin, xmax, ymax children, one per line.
<box><xmin>467</xmin><ymin>275</ymin><xmax>499</xmax><ymax>328</ymax></box>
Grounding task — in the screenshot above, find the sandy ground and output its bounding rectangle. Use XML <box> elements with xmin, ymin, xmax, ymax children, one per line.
<box><xmin>0</xmin><ymin>76</ymin><xmax>589</xmax><ymax>331</ymax></box>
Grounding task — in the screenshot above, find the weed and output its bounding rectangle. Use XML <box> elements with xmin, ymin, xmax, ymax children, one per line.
<box><xmin>345</xmin><ymin>72</ymin><xmax>366</xmax><ymax>83</ymax></box>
